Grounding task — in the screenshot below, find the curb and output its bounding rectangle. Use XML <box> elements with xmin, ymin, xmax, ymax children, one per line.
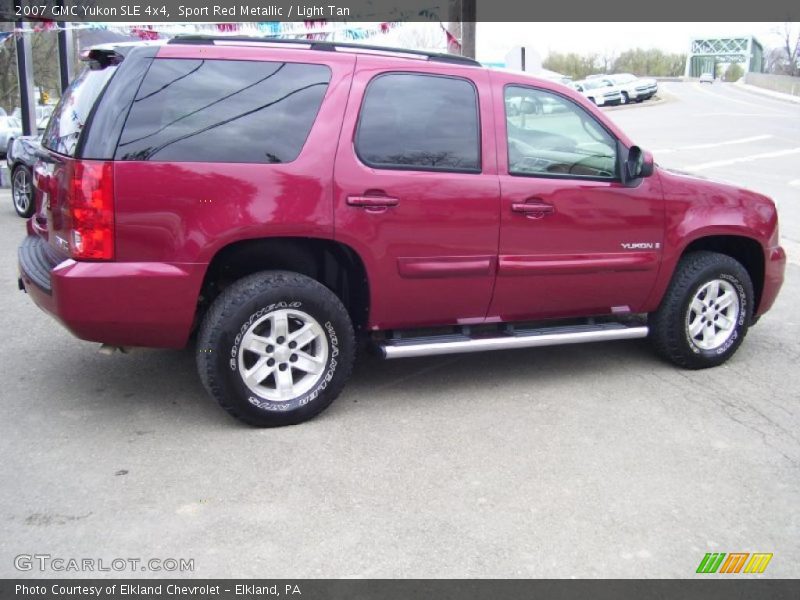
<box><xmin>601</xmin><ymin>93</ymin><xmax>671</xmax><ymax>112</ymax></box>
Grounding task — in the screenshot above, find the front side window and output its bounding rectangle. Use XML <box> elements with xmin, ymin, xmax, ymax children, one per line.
<box><xmin>505</xmin><ymin>86</ymin><xmax>617</xmax><ymax>179</ymax></box>
<box><xmin>355</xmin><ymin>73</ymin><xmax>480</xmax><ymax>173</ymax></box>
<box><xmin>117</xmin><ymin>59</ymin><xmax>331</xmax><ymax>163</ymax></box>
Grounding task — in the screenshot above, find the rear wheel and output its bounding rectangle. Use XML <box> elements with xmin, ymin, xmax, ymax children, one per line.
<box><xmin>197</xmin><ymin>271</ymin><xmax>355</xmax><ymax>427</ymax></box>
<box><xmin>621</xmin><ymin>91</ymin><xmax>629</xmax><ymax>104</ymax></box>
<box><xmin>649</xmin><ymin>251</ymin><xmax>753</xmax><ymax>369</ymax></box>
<box><xmin>12</xmin><ymin>165</ymin><xmax>34</xmax><ymax>218</ymax></box>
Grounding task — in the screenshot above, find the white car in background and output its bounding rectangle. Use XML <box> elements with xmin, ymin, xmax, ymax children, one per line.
<box><xmin>602</xmin><ymin>73</ymin><xmax>658</xmax><ymax>103</ymax></box>
<box><xmin>571</xmin><ymin>78</ymin><xmax>623</xmax><ymax>106</ymax></box>
<box><xmin>11</xmin><ymin>104</ymin><xmax>56</xmax><ymax>130</ymax></box>
<box><xmin>0</xmin><ymin>115</ymin><xmax>22</xmax><ymax>157</ymax></box>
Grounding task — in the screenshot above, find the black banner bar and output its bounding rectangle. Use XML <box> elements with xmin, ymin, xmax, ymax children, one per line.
<box><xmin>1</xmin><ymin>0</ymin><xmax>799</xmax><ymax>22</ymax></box>
<box><xmin>2</xmin><ymin>580</ymin><xmax>800</xmax><ymax>600</ymax></box>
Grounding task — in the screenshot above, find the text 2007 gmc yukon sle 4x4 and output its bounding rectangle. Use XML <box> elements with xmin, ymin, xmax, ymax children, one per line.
<box><xmin>18</xmin><ymin>38</ymin><xmax>786</xmax><ymax>427</ymax></box>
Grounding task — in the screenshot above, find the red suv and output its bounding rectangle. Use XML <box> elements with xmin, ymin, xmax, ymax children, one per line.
<box><xmin>18</xmin><ymin>38</ymin><xmax>786</xmax><ymax>426</ymax></box>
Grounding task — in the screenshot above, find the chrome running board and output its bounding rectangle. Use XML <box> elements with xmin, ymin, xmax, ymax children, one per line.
<box><xmin>377</xmin><ymin>322</ymin><xmax>648</xmax><ymax>359</ymax></box>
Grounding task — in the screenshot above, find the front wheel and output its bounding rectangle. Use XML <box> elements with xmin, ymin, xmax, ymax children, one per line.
<box><xmin>649</xmin><ymin>251</ymin><xmax>753</xmax><ymax>369</ymax></box>
<box><xmin>620</xmin><ymin>91</ymin><xmax>629</xmax><ymax>104</ymax></box>
<box><xmin>197</xmin><ymin>271</ymin><xmax>355</xmax><ymax>427</ymax></box>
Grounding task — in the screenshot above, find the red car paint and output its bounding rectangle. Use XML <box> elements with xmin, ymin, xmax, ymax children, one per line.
<box><xmin>19</xmin><ymin>42</ymin><xmax>785</xmax><ymax>348</ymax></box>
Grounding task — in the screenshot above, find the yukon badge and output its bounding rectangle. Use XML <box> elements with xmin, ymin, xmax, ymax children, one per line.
<box><xmin>621</xmin><ymin>242</ymin><xmax>661</xmax><ymax>250</ymax></box>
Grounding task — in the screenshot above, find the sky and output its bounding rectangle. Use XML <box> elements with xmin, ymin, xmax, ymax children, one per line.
<box><xmin>369</xmin><ymin>22</ymin><xmax>792</xmax><ymax>63</ymax></box>
<box><xmin>476</xmin><ymin>22</ymin><xmax>789</xmax><ymax>62</ymax></box>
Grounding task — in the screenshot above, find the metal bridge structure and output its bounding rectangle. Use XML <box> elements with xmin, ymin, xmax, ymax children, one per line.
<box><xmin>685</xmin><ymin>36</ymin><xmax>764</xmax><ymax>77</ymax></box>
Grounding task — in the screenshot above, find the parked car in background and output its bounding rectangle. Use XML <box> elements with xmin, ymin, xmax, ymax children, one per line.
<box><xmin>591</xmin><ymin>73</ymin><xmax>658</xmax><ymax>104</ymax></box>
<box><xmin>7</xmin><ymin>134</ymin><xmax>41</xmax><ymax>218</ymax></box>
<box><xmin>0</xmin><ymin>115</ymin><xmax>22</xmax><ymax>157</ymax></box>
<box><xmin>699</xmin><ymin>73</ymin><xmax>714</xmax><ymax>84</ymax></box>
<box><xmin>12</xmin><ymin>105</ymin><xmax>56</xmax><ymax>131</ymax></box>
<box><xmin>571</xmin><ymin>78</ymin><xmax>623</xmax><ymax>106</ymax></box>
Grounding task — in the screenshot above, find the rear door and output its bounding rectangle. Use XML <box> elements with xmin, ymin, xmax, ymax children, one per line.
<box><xmin>333</xmin><ymin>58</ymin><xmax>500</xmax><ymax>331</ymax></box>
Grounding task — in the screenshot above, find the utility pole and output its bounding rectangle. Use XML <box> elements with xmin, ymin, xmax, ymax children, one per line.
<box><xmin>57</xmin><ymin>0</ymin><xmax>74</xmax><ymax>92</ymax></box>
<box><xmin>15</xmin><ymin>20</ymin><xmax>37</xmax><ymax>136</ymax></box>
<box><xmin>447</xmin><ymin>0</ymin><xmax>476</xmax><ymax>58</ymax></box>
<box><xmin>461</xmin><ymin>0</ymin><xmax>476</xmax><ymax>59</ymax></box>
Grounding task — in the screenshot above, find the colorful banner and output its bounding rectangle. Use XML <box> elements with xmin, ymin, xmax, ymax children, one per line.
<box><xmin>1</xmin><ymin>20</ymin><xmax>424</xmax><ymax>43</ymax></box>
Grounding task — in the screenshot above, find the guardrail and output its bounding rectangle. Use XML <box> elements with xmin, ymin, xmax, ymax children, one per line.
<box><xmin>744</xmin><ymin>72</ymin><xmax>800</xmax><ymax>97</ymax></box>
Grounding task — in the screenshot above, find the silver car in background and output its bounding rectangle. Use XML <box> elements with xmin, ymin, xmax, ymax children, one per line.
<box><xmin>0</xmin><ymin>115</ymin><xmax>22</xmax><ymax>157</ymax></box>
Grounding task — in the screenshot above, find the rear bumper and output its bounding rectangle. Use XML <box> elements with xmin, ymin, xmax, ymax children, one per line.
<box><xmin>756</xmin><ymin>245</ymin><xmax>786</xmax><ymax>317</ymax></box>
<box><xmin>18</xmin><ymin>235</ymin><xmax>204</xmax><ymax>348</ymax></box>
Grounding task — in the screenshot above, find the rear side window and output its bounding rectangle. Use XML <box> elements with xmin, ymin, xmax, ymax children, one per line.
<box><xmin>116</xmin><ymin>59</ymin><xmax>331</xmax><ymax>163</ymax></box>
<box><xmin>43</xmin><ymin>66</ymin><xmax>118</xmax><ymax>157</ymax></box>
<box><xmin>355</xmin><ymin>73</ymin><xmax>480</xmax><ymax>173</ymax></box>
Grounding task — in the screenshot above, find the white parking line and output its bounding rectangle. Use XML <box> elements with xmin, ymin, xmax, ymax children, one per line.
<box><xmin>653</xmin><ymin>135</ymin><xmax>773</xmax><ymax>154</ymax></box>
<box><xmin>686</xmin><ymin>147</ymin><xmax>800</xmax><ymax>171</ymax></box>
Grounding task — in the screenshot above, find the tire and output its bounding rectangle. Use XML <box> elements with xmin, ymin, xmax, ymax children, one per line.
<box><xmin>197</xmin><ymin>270</ymin><xmax>355</xmax><ymax>427</ymax></box>
<box><xmin>621</xmin><ymin>92</ymin><xmax>629</xmax><ymax>105</ymax></box>
<box><xmin>649</xmin><ymin>251</ymin><xmax>754</xmax><ymax>369</ymax></box>
<box><xmin>12</xmin><ymin>165</ymin><xmax>34</xmax><ymax>218</ymax></box>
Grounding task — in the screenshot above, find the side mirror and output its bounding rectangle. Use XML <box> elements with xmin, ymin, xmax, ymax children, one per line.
<box><xmin>625</xmin><ymin>145</ymin><xmax>654</xmax><ymax>181</ymax></box>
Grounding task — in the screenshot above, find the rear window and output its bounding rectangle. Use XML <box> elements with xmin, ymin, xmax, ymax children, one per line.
<box><xmin>116</xmin><ymin>59</ymin><xmax>331</xmax><ymax>163</ymax></box>
<box><xmin>42</xmin><ymin>66</ymin><xmax>117</xmax><ymax>157</ymax></box>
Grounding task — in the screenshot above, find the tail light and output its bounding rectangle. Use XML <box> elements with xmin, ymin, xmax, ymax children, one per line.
<box><xmin>67</xmin><ymin>160</ymin><xmax>114</xmax><ymax>260</ymax></box>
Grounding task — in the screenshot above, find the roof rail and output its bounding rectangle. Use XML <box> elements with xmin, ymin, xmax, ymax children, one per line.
<box><xmin>167</xmin><ymin>35</ymin><xmax>482</xmax><ymax>67</ymax></box>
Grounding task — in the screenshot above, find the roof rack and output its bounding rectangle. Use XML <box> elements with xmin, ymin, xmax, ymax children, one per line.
<box><xmin>167</xmin><ymin>35</ymin><xmax>482</xmax><ymax>67</ymax></box>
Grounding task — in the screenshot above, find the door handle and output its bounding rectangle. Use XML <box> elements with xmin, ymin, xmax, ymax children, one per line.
<box><xmin>511</xmin><ymin>201</ymin><xmax>555</xmax><ymax>219</ymax></box>
<box><xmin>347</xmin><ymin>195</ymin><xmax>400</xmax><ymax>208</ymax></box>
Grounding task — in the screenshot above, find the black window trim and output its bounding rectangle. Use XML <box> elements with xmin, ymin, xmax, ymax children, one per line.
<box><xmin>503</xmin><ymin>83</ymin><xmax>622</xmax><ymax>183</ymax></box>
<box><xmin>354</xmin><ymin>71</ymin><xmax>483</xmax><ymax>175</ymax></box>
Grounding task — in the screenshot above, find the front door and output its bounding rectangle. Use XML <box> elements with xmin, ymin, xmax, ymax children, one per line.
<box><xmin>334</xmin><ymin>60</ymin><xmax>500</xmax><ymax>331</ymax></box>
<box><xmin>488</xmin><ymin>79</ymin><xmax>664</xmax><ymax>322</ymax></box>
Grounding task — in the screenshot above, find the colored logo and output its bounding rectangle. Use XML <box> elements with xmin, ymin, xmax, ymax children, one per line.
<box><xmin>696</xmin><ymin>553</ymin><xmax>773</xmax><ymax>574</ymax></box>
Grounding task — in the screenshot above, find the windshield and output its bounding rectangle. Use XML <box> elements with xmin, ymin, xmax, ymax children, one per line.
<box><xmin>42</xmin><ymin>65</ymin><xmax>117</xmax><ymax>156</ymax></box>
<box><xmin>583</xmin><ymin>79</ymin><xmax>605</xmax><ymax>90</ymax></box>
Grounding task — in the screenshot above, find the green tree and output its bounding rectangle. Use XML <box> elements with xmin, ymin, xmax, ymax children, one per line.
<box><xmin>0</xmin><ymin>25</ymin><xmax>71</xmax><ymax>114</ymax></box>
<box><xmin>724</xmin><ymin>63</ymin><xmax>744</xmax><ymax>82</ymax></box>
<box><xmin>612</xmin><ymin>48</ymin><xmax>686</xmax><ymax>77</ymax></box>
<box><xmin>542</xmin><ymin>52</ymin><xmax>602</xmax><ymax>80</ymax></box>
<box><xmin>545</xmin><ymin>48</ymin><xmax>687</xmax><ymax>80</ymax></box>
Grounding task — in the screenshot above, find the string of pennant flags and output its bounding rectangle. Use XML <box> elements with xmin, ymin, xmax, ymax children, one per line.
<box><xmin>1</xmin><ymin>21</ymin><xmax>396</xmax><ymax>40</ymax></box>
<box><xmin>0</xmin><ymin>16</ymin><xmax>461</xmax><ymax>49</ymax></box>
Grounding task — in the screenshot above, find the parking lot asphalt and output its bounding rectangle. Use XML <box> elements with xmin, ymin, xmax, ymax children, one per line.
<box><xmin>0</xmin><ymin>82</ymin><xmax>798</xmax><ymax>578</ymax></box>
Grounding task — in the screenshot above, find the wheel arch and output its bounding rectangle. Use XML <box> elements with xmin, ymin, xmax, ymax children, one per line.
<box><xmin>197</xmin><ymin>236</ymin><xmax>370</xmax><ymax>333</ymax></box>
<box><xmin>679</xmin><ymin>235</ymin><xmax>765</xmax><ymax>316</ymax></box>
